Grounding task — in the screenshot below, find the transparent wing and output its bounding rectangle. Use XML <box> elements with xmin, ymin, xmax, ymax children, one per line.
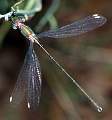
<box><xmin>10</xmin><ymin>42</ymin><xmax>42</xmax><ymax>109</ymax></box>
<box><xmin>10</xmin><ymin>52</ymin><xmax>28</xmax><ymax>106</ymax></box>
<box><xmin>38</xmin><ymin>14</ymin><xmax>106</xmax><ymax>38</ymax></box>
<box><xmin>26</xmin><ymin>43</ymin><xmax>41</xmax><ymax>109</ymax></box>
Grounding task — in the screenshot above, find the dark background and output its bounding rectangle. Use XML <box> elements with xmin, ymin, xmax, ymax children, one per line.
<box><xmin>0</xmin><ymin>0</ymin><xmax>112</xmax><ymax>120</ymax></box>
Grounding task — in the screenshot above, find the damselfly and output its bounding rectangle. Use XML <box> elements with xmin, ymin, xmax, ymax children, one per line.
<box><xmin>0</xmin><ymin>0</ymin><xmax>106</xmax><ymax>112</ymax></box>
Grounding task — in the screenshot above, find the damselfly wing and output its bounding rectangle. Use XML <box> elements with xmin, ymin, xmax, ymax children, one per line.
<box><xmin>10</xmin><ymin>42</ymin><xmax>41</xmax><ymax>109</ymax></box>
<box><xmin>38</xmin><ymin>14</ymin><xmax>106</xmax><ymax>38</ymax></box>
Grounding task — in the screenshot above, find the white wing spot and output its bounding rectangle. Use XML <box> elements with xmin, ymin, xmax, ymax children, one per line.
<box><xmin>28</xmin><ymin>102</ymin><xmax>31</xmax><ymax>109</ymax></box>
<box><xmin>93</xmin><ymin>14</ymin><xmax>101</xmax><ymax>19</ymax></box>
<box><xmin>10</xmin><ymin>96</ymin><xmax>12</xmax><ymax>102</ymax></box>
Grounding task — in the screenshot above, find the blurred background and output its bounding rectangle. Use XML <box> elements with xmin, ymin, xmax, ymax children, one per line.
<box><xmin>0</xmin><ymin>0</ymin><xmax>112</xmax><ymax>119</ymax></box>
